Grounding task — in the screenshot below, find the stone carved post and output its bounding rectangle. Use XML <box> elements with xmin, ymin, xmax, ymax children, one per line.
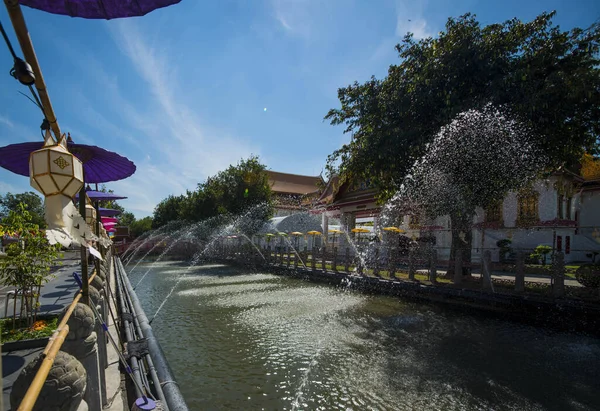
<box><xmin>10</xmin><ymin>350</ymin><xmax>87</xmax><ymax>411</ymax></box>
<box><xmin>515</xmin><ymin>251</ymin><xmax>525</xmax><ymax>293</ymax></box>
<box><xmin>388</xmin><ymin>247</ymin><xmax>396</xmax><ymax>279</ymax></box>
<box><xmin>332</xmin><ymin>247</ymin><xmax>338</xmax><ymax>272</ymax></box>
<box><xmin>552</xmin><ymin>252</ymin><xmax>565</xmax><ymax>298</ymax></box>
<box><xmin>345</xmin><ymin>247</ymin><xmax>350</xmax><ymax>272</ymax></box>
<box><xmin>60</xmin><ymin>303</ymin><xmax>102</xmax><ymax>411</ymax></box>
<box><xmin>453</xmin><ymin>248</ymin><xmax>463</xmax><ymax>285</ymax></box>
<box><xmin>429</xmin><ymin>249</ymin><xmax>437</xmax><ymax>284</ymax></box>
<box><xmin>373</xmin><ymin>248</ymin><xmax>380</xmax><ymax>277</ymax></box>
<box><xmin>482</xmin><ymin>250</ymin><xmax>493</xmax><ymax>291</ymax></box>
<box><xmin>311</xmin><ymin>247</ymin><xmax>316</xmax><ymax>270</ymax></box>
<box><xmin>408</xmin><ymin>244</ymin><xmax>416</xmax><ymax>281</ymax></box>
<box><xmin>321</xmin><ymin>248</ymin><xmax>327</xmax><ymax>271</ymax></box>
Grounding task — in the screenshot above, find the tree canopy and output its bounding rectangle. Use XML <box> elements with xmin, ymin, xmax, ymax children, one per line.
<box><xmin>0</xmin><ymin>192</ymin><xmax>46</xmax><ymax>228</ymax></box>
<box><xmin>153</xmin><ymin>156</ymin><xmax>273</xmax><ymax>228</ymax></box>
<box><xmin>326</xmin><ymin>12</ymin><xmax>600</xmax><ymax>199</ymax></box>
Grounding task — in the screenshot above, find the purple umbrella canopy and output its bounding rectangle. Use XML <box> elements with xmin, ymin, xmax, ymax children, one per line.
<box><xmin>19</xmin><ymin>0</ymin><xmax>181</xmax><ymax>19</ymax></box>
<box><xmin>0</xmin><ymin>140</ymin><xmax>136</xmax><ymax>183</ymax></box>
<box><xmin>98</xmin><ymin>207</ymin><xmax>122</xmax><ymax>217</ymax></box>
<box><xmin>76</xmin><ymin>190</ymin><xmax>127</xmax><ymax>201</ymax></box>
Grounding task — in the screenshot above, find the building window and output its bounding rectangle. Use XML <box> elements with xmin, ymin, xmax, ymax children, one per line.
<box><xmin>557</xmin><ymin>235</ymin><xmax>562</xmax><ymax>252</ymax></box>
<box><xmin>409</xmin><ymin>214</ymin><xmax>421</xmax><ymax>229</ymax></box>
<box><xmin>485</xmin><ymin>201</ymin><xmax>503</xmax><ymax>223</ymax></box>
<box><xmin>565</xmin><ymin>236</ymin><xmax>571</xmax><ymax>254</ymax></box>
<box><xmin>517</xmin><ymin>189</ymin><xmax>539</xmax><ymax>225</ymax></box>
<box><xmin>557</xmin><ymin>194</ymin><xmax>564</xmax><ymax>219</ymax></box>
<box><xmin>566</xmin><ymin>197</ymin><xmax>572</xmax><ymax>220</ymax></box>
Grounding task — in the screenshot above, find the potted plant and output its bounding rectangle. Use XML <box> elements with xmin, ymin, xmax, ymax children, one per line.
<box><xmin>0</xmin><ymin>203</ymin><xmax>61</xmax><ymax>331</ymax></box>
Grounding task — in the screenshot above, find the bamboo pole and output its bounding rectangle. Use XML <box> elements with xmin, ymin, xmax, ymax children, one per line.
<box><xmin>3</xmin><ymin>0</ymin><xmax>61</xmax><ymax>139</ymax></box>
<box><xmin>16</xmin><ymin>325</ymin><xmax>69</xmax><ymax>411</ymax></box>
<box><xmin>43</xmin><ymin>271</ymin><xmax>96</xmax><ymax>356</ymax></box>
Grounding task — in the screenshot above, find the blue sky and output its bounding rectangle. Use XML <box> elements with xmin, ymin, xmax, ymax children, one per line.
<box><xmin>0</xmin><ymin>0</ymin><xmax>598</xmax><ymax>218</ymax></box>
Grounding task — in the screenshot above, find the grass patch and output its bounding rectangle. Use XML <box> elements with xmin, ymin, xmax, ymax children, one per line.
<box><xmin>1</xmin><ymin>317</ymin><xmax>58</xmax><ymax>343</ymax></box>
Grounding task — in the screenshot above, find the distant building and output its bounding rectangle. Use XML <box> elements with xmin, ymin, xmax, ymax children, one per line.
<box><xmin>315</xmin><ymin>158</ymin><xmax>600</xmax><ymax>263</ymax></box>
<box><xmin>266</xmin><ymin>171</ymin><xmax>323</xmax><ymax>217</ymax></box>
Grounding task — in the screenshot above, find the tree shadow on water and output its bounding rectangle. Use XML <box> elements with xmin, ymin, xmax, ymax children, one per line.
<box><xmin>376</xmin><ymin>311</ymin><xmax>600</xmax><ymax>410</ymax></box>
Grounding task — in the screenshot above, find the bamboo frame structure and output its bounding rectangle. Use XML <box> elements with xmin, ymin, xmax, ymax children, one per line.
<box><xmin>3</xmin><ymin>0</ymin><xmax>61</xmax><ymax>139</ymax></box>
<box><xmin>16</xmin><ymin>270</ymin><xmax>96</xmax><ymax>411</ymax></box>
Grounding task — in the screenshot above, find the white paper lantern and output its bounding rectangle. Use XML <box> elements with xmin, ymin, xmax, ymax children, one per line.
<box><xmin>29</xmin><ymin>131</ymin><xmax>83</xmax><ymax>198</ymax></box>
<box><xmin>29</xmin><ymin>131</ymin><xmax>93</xmax><ymax>248</ymax></box>
<box><xmin>85</xmin><ymin>203</ymin><xmax>97</xmax><ymax>226</ymax></box>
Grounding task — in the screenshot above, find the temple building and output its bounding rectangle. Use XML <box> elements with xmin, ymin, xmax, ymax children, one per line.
<box><xmin>266</xmin><ymin>171</ymin><xmax>323</xmax><ymax>217</ymax></box>
<box><xmin>315</xmin><ymin>156</ymin><xmax>600</xmax><ymax>263</ymax></box>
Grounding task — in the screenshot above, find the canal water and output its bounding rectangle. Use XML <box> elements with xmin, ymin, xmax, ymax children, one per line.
<box><xmin>129</xmin><ymin>261</ymin><xmax>600</xmax><ymax>411</ymax></box>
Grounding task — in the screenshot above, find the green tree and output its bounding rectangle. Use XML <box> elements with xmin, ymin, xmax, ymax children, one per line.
<box><xmin>118</xmin><ymin>211</ymin><xmax>136</xmax><ymax>228</ymax></box>
<box><xmin>153</xmin><ymin>194</ymin><xmax>185</xmax><ymax>228</ymax></box>
<box><xmin>530</xmin><ymin>244</ymin><xmax>553</xmax><ymax>266</ymax></box>
<box><xmin>152</xmin><ymin>156</ymin><xmax>273</xmax><ymax>228</ymax></box>
<box><xmin>0</xmin><ymin>203</ymin><xmax>61</xmax><ymax>328</ymax></box>
<box><xmin>130</xmin><ymin>216</ymin><xmax>153</xmax><ymax>238</ymax></box>
<box><xmin>326</xmin><ymin>12</ymin><xmax>600</xmax><ymax>193</ymax></box>
<box><xmin>0</xmin><ymin>192</ymin><xmax>46</xmax><ymax>228</ymax></box>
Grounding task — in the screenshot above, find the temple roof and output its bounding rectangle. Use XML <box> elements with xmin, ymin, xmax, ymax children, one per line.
<box><xmin>267</xmin><ymin>171</ymin><xmax>323</xmax><ymax>195</ymax></box>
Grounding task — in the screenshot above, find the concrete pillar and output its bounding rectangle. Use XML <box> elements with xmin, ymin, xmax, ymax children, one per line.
<box><xmin>482</xmin><ymin>250</ymin><xmax>493</xmax><ymax>291</ymax></box>
<box><xmin>454</xmin><ymin>248</ymin><xmax>463</xmax><ymax>285</ymax></box>
<box><xmin>373</xmin><ymin>248</ymin><xmax>380</xmax><ymax>277</ymax></box>
<box><xmin>388</xmin><ymin>249</ymin><xmax>396</xmax><ymax>279</ymax></box>
<box><xmin>60</xmin><ymin>303</ymin><xmax>102</xmax><ymax>411</ymax></box>
<box><xmin>332</xmin><ymin>247</ymin><xmax>338</xmax><ymax>271</ymax></box>
<box><xmin>345</xmin><ymin>247</ymin><xmax>350</xmax><ymax>272</ymax></box>
<box><xmin>429</xmin><ymin>249</ymin><xmax>437</xmax><ymax>284</ymax></box>
<box><xmin>552</xmin><ymin>252</ymin><xmax>565</xmax><ymax>298</ymax></box>
<box><xmin>321</xmin><ymin>248</ymin><xmax>327</xmax><ymax>271</ymax></box>
<box><xmin>515</xmin><ymin>251</ymin><xmax>525</xmax><ymax>293</ymax></box>
<box><xmin>322</xmin><ymin>214</ymin><xmax>329</xmax><ymax>243</ymax></box>
<box><xmin>408</xmin><ymin>244</ymin><xmax>416</xmax><ymax>281</ymax></box>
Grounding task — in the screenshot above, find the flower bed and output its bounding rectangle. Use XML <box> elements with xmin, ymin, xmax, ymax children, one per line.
<box><xmin>0</xmin><ymin>316</ymin><xmax>58</xmax><ymax>344</ymax></box>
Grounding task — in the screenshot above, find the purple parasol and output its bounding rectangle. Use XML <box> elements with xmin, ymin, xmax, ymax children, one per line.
<box><xmin>98</xmin><ymin>207</ymin><xmax>122</xmax><ymax>217</ymax></box>
<box><xmin>76</xmin><ymin>190</ymin><xmax>127</xmax><ymax>201</ymax></box>
<box><xmin>0</xmin><ymin>141</ymin><xmax>135</xmax><ymax>183</ymax></box>
<box><xmin>18</xmin><ymin>0</ymin><xmax>181</xmax><ymax>19</ymax></box>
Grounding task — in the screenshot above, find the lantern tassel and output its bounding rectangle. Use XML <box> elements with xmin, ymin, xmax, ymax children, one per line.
<box><xmin>44</xmin><ymin>195</ymin><xmax>98</xmax><ymax>248</ymax></box>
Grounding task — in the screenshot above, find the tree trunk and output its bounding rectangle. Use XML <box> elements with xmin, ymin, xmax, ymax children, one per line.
<box><xmin>447</xmin><ymin>212</ymin><xmax>473</xmax><ymax>278</ymax></box>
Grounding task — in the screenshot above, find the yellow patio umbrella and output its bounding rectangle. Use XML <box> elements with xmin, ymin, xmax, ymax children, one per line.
<box><xmin>291</xmin><ymin>231</ymin><xmax>303</xmax><ymax>248</ymax></box>
<box><xmin>383</xmin><ymin>226</ymin><xmax>405</xmax><ymax>233</ymax></box>
<box><xmin>329</xmin><ymin>228</ymin><xmax>343</xmax><ymax>245</ymax></box>
<box><xmin>351</xmin><ymin>227</ymin><xmax>370</xmax><ymax>243</ymax></box>
<box><xmin>306</xmin><ymin>231</ymin><xmax>322</xmax><ymax>236</ymax></box>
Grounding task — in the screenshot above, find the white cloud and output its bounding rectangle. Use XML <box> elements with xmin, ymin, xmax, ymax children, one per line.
<box><xmin>271</xmin><ymin>0</ymin><xmax>314</xmax><ymax>38</ymax></box>
<box><xmin>0</xmin><ymin>114</ymin><xmax>14</xmax><ymax>128</ymax></box>
<box><xmin>103</xmin><ymin>19</ymin><xmax>259</xmax><ymax>218</ymax></box>
<box><xmin>0</xmin><ymin>179</ymin><xmax>18</xmax><ymax>194</ymax></box>
<box><xmin>395</xmin><ymin>0</ymin><xmax>433</xmax><ymax>40</ymax></box>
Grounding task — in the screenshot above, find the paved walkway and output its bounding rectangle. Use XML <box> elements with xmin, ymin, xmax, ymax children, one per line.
<box><xmin>1</xmin><ymin>252</ymin><xmax>126</xmax><ymax>410</ymax></box>
<box><xmin>0</xmin><ymin>250</ymin><xmax>81</xmax><ymax>319</ymax></box>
